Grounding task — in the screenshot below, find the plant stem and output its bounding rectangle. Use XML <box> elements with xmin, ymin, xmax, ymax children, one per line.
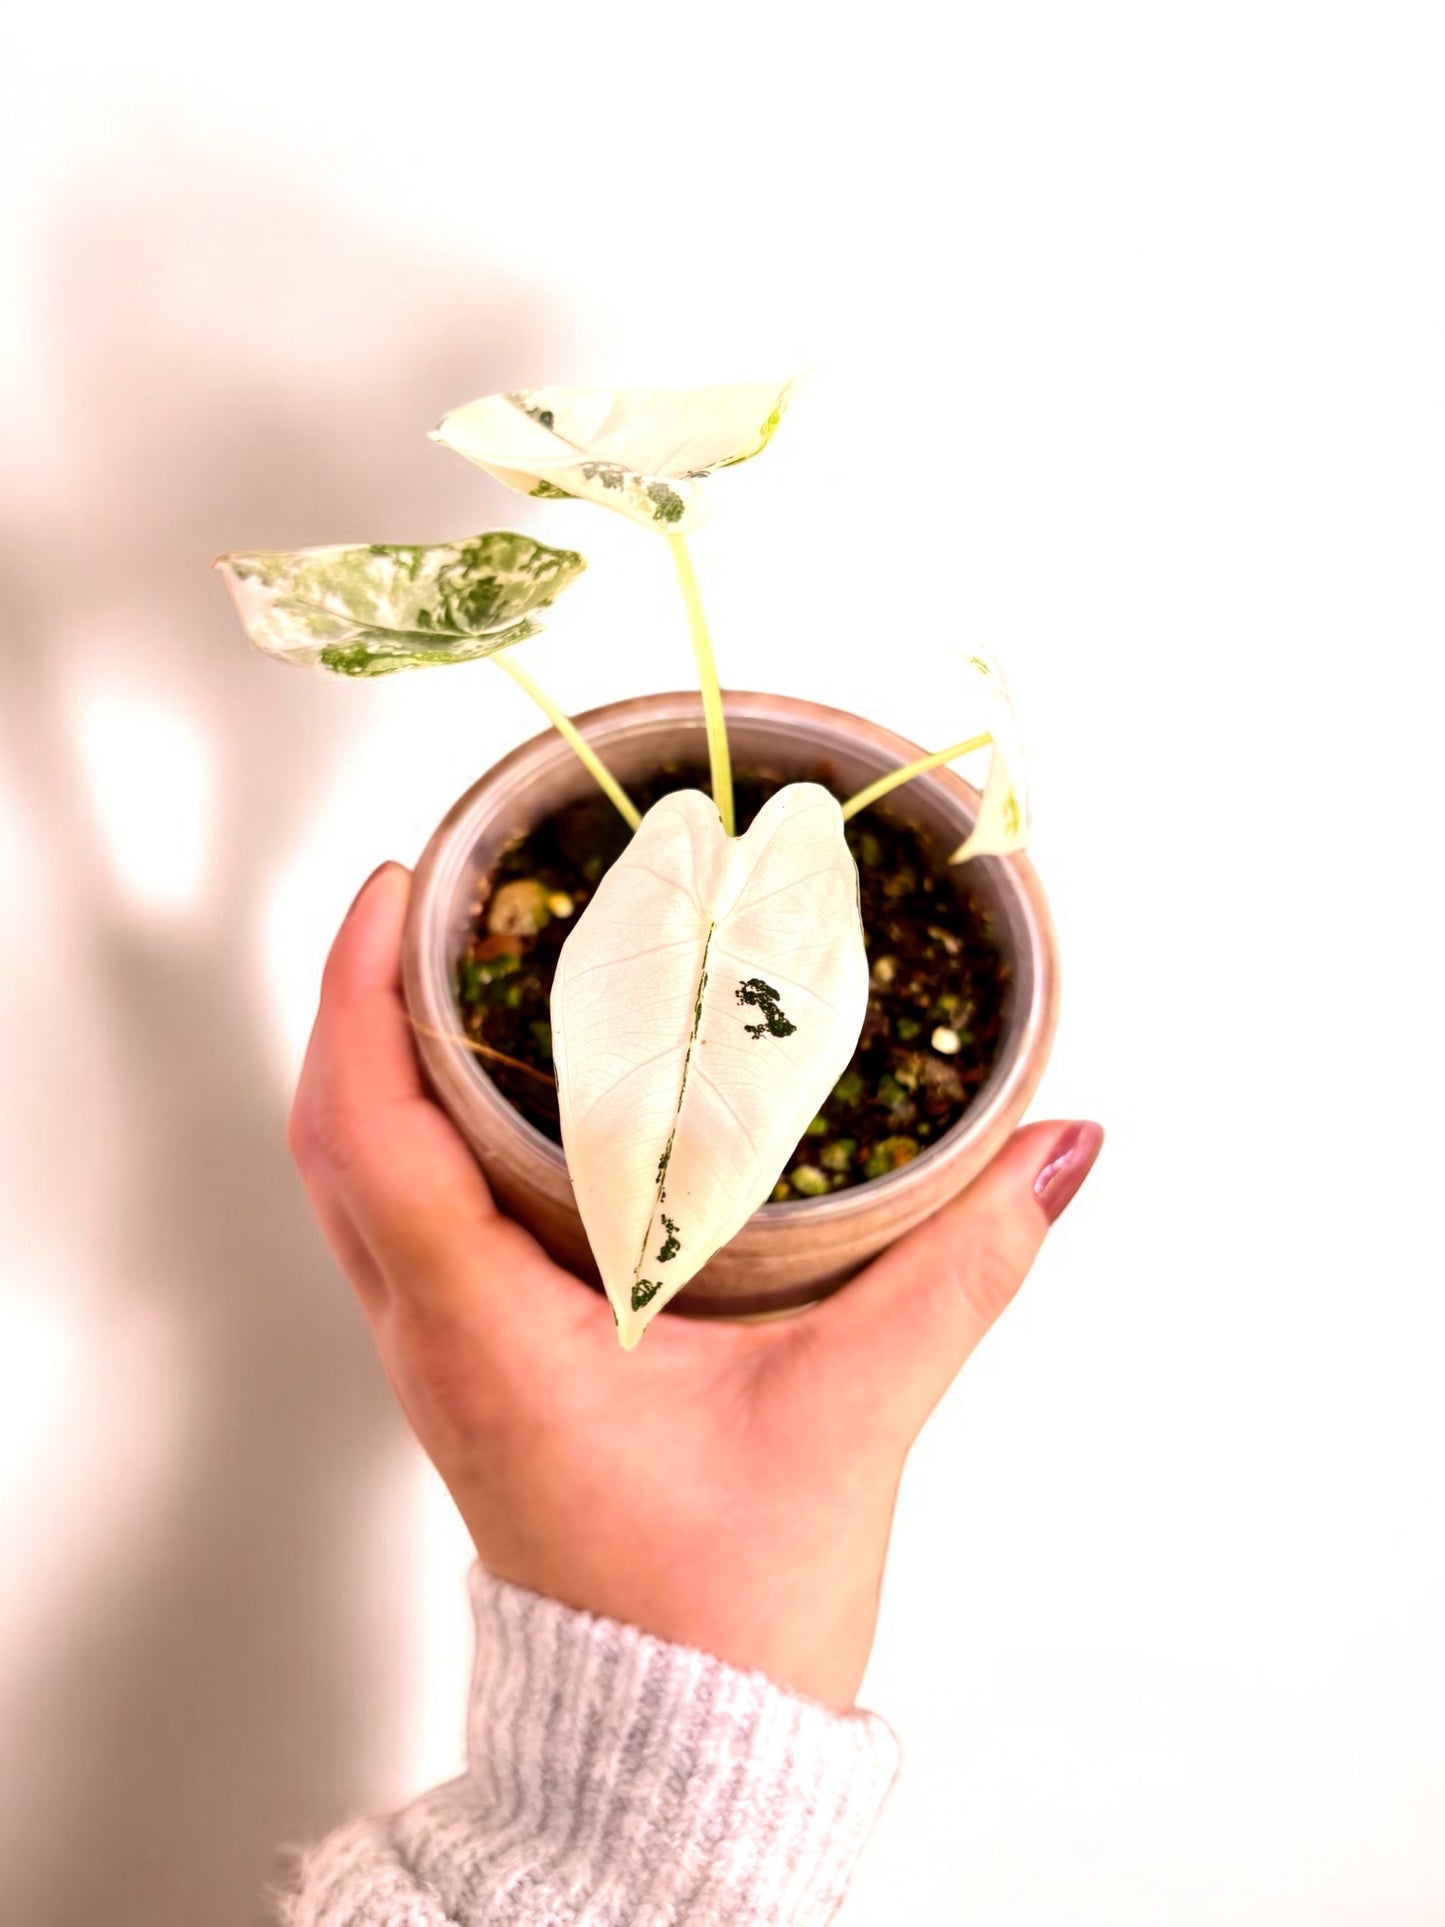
<box><xmin>492</xmin><ymin>650</ymin><xmax>642</xmax><ymax>832</ymax></box>
<box><xmin>839</xmin><ymin>733</ymin><xmax>993</xmax><ymax>823</ymax></box>
<box><xmin>667</xmin><ymin>534</ymin><xmax>735</xmax><ymax>836</ymax></box>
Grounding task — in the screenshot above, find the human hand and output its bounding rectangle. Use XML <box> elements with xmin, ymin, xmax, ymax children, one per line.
<box><xmin>290</xmin><ymin>863</ymin><xmax>1103</xmax><ymax>1711</ymax></box>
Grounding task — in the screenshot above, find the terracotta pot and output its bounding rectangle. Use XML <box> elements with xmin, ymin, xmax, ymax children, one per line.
<box><xmin>402</xmin><ymin>691</ymin><xmax>1059</xmax><ymax>1318</ymax></box>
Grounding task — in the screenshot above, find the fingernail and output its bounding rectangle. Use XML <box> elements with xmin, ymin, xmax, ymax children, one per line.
<box><xmin>1033</xmin><ymin>1121</ymin><xmax>1105</xmax><ymax>1224</ymax></box>
<box><xmin>347</xmin><ymin>862</ymin><xmax>394</xmax><ymax>917</ymax></box>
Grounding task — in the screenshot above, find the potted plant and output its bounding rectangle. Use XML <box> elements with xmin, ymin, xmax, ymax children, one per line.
<box><xmin>216</xmin><ymin>383</ymin><xmax>1058</xmax><ymax>1349</ymax></box>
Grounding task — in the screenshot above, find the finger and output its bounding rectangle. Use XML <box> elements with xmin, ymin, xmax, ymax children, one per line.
<box><xmin>806</xmin><ymin>1119</ymin><xmax>1104</xmax><ymax>1438</ymax></box>
<box><xmin>289</xmin><ymin>863</ymin><xmax>541</xmax><ymax>1313</ymax></box>
<box><xmin>294</xmin><ymin>1155</ymin><xmax>389</xmax><ymax>1314</ymax></box>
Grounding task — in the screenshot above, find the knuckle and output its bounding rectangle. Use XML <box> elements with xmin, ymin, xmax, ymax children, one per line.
<box><xmin>947</xmin><ymin>1230</ymin><xmax>1025</xmax><ymax>1329</ymax></box>
<box><xmin>291</xmin><ymin>1090</ymin><xmax>360</xmax><ymax>1183</ymax></box>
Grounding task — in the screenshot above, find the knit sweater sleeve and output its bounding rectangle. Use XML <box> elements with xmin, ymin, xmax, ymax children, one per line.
<box><xmin>281</xmin><ymin>1565</ymin><xmax>900</xmax><ymax>1927</ymax></box>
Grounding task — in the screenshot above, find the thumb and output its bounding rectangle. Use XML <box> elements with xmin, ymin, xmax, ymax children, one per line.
<box><xmin>808</xmin><ymin>1119</ymin><xmax>1104</xmax><ymax>1437</ymax></box>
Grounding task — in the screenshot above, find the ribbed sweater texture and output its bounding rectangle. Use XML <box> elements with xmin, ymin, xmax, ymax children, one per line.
<box><xmin>282</xmin><ymin>1566</ymin><xmax>900</xmax><ymax>1925</ymax></box>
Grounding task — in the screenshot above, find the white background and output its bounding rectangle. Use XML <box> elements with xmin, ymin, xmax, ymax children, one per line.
<box><xmin>2</xmin><ymin>5</ymin><xmax>1442</xmax><ymax>1922</ymax></box>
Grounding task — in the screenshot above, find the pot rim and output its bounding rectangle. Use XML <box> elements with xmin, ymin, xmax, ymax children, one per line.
<box><xmin>406</xmin><ymin>688</ymin><xmax>1058</xmax><ymax>1227</ymax></box>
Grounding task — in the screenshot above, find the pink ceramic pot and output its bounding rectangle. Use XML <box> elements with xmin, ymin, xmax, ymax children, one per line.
<box><xmin>401</xmin><ymin>691</ymin><xmax>1059</xmax><ymax>1317</ymax></box>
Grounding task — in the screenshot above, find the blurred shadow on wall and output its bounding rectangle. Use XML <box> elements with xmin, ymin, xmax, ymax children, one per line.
<box><xmin>0</xmin><ymin>148</ymin><xmax>558</xmax><ymax>1927</ymax></box>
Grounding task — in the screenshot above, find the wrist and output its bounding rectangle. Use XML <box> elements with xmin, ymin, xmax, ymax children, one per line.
<box><xmin>459</xmin><ymin>1564</ymin><xmax>900</xmax><ymax>1925</ymax></box>
<box><xmin>472</xmin><ymin>1531</ymin><xmax>885</xmax><ymax>1712</ymax></box>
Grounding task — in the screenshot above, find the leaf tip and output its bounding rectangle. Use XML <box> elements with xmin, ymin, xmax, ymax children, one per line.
<box><xmin>613</xmin><ymin>1308</ymin><xmax>644</xmax><ymax>1352</ymax></box>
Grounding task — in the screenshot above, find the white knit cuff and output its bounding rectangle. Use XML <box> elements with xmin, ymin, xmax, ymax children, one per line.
<box><xmin>431</xmin><ymin>1563</ymin><xmax>901</xmax><ymax>1926</ymax></box>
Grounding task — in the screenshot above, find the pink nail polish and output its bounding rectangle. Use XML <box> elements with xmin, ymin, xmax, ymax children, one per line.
<box><xmin>1033</xmin><ymin>1122</ymin><xmax>1104</xmax><ymax>1224</ymax></box>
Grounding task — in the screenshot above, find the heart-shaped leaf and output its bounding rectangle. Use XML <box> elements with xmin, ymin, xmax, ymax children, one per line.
<box><xmin>213</xmin><ymin>532</ymin><xmax>585</xmax><ymax>675</ymax></box>
<box><xmin>949</xmin><ymin>650</ymin><xmax>1031</xmax><ymax>862</ymax></box>
<box><xmin>551</xmin><ymin>783</ymin><xmax>869</xmax><ymax>1347</ymax></box>
<box><xmin>430</xmin><ymin>381</ymin><xmax>798</xmax><ymax>534</ymax></box>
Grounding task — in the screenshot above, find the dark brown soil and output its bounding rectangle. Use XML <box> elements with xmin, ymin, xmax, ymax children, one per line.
<box><xmin>452</xmin><ymin>762</ymin><xmax>1011</xmax><ymax>1196</ymax></box>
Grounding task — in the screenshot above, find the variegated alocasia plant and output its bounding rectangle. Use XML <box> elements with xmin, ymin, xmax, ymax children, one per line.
<box><xmin>215</xmin><ymin>531</ymin><xmax>584</xmax><ymax>674</ymax></box>
<box><xmin>947</xmin><ymin>652</ymin><xmax>1030</xmax><ymax>863</ymax></box>
<box><xmin>429</xmin><ymin>381</ymin><xmax>797</xmax><ymax>535</ymax></box>
<box><xmin>216</xmin><ymin>381</ymin><xmax>1035</xmax><ymax>1349</ymax></box>
<box><xmin>552</xmin><ymin>786</ymin><xmax>870</xmax><ymax>1349</ymax></box>
<box><xmin>432</xmin><ymin>381</ymin><xmax>799</xmax><ymax>839</ymax></box>
<box><xmin>550</xmin><ymin>651</ymin><xmax>1028</xmax><ymax>1346</ymax></box>
<box><xmin>838</xmin><ymin>649</ymin><xmax>1030</xmax><ymax>864</ymax></box>
<box><xmin>213</xmin><ymin>531</ymin><xmax>642</xmax><ymax>830</ymax></box>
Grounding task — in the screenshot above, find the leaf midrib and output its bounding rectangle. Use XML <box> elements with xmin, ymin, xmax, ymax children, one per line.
<box><xmin>631</xmin><ymin>920</ymin><xmax>716</xmax><ymax>1289</ymax></box>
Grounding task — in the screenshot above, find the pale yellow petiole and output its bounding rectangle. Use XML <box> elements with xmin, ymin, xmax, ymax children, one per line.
<box><xmin>492</xmin><ymin>649</ymin><xmax>642</xmax><ymax>832</ymax></box>
<box><xmin>667</xmin><ymin>534</ymin><xmax>735</xmax><ymax>836</ymax></box>
<box><xmin>839</xmin><ymin>733</ymin><xmax>993</xmax><ymax>823</ymax></box>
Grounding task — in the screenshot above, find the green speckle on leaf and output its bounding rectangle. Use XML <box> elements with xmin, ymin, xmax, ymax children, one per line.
<box><xmin>319</xmin><ymin>644</ymin><xmax>390</xmax><ymax>677</ymax></box>
<box><xmin>530</xmin><ymin>479</ymin><xmax>572</xmax><ymax>499</ymax></box>
<box><xmin>655</xmin><ymin>1214</ymin><xmax>680</xmax><ymax>1263</ymax></box>
<box><xmin>513</xmin><ymin>397</ymin><xmax>558</xmax><ymax>432</ymax></box>
<box><xmin>631</xmin><ymin>1279</ymin><xmax>662</xmax><ymax>1312</ymax></box>
<box><xmin>735</xmin><ymin>977</ymin><xmax>796</xmax><ymax>1040</ymax></box>
<box><xmin>645</xmin><ymin>481</ymin><xmax>686</xmax><ymax>524</ymax></box>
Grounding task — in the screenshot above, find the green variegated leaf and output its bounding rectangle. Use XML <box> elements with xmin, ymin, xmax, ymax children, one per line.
<box><xmin>949</xmin><ymin>649</ymin><xmax>1031</xmax><ymax>863</ymax></box>
<box><xmin>429</xmin><ymin>380</ymin><xmax>799</xmax><ymax>534</ymax></box>
<box><xmin>552</xmin><ymin>783</ymin><xmax>869</xmax><ymax>1348</ymax></box>
<box><xmin>213</xmin><ymin>532</ymin><xmax>585</xmax><ymax>676</ymax></box>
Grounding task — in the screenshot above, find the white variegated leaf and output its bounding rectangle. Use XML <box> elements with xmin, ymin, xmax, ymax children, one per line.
<box><xmin>949</xmin><ymin>649</ymin><xmax>1031</xmax><ymax>862</ymax></box>
<box><xmin>213</xmin><ymin>532</ymin><xmax>585</xmax><ymax>676</ymax></box>
<box><xmin>430</xmin><ymin>380</ymin><xmax>798</xmax><ymax>534</ymax></box>
<box><xmin>552</xmin><ymin>784</ymin><xmax>868</xmax><ymax>1348</ymax></box>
